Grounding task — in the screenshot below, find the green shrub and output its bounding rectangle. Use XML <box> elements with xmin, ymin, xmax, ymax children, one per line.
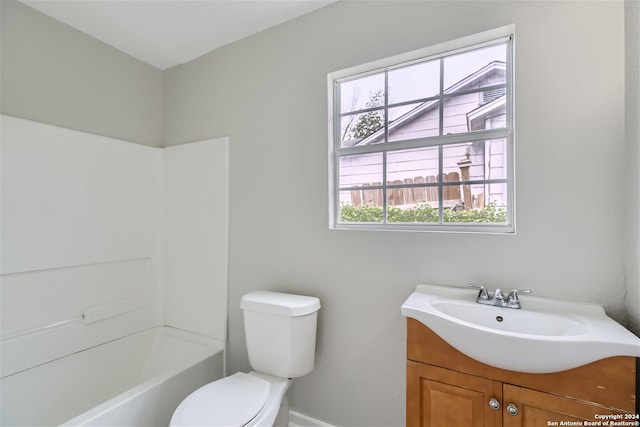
<box><xmin>340</xmin><ymin>202</ymin><xmax>507</xmax><ymax>224</ymax></box>
<box><xmin>340</xmin><ymin>204</ymin><xmax>385</xmax><ymax>222</ymax></box>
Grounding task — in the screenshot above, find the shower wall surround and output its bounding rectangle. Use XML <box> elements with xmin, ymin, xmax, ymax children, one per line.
<box><xmin>163</xmin><ymin>139</ymin><xmax>229</xmax><ymax>340</ymax></box>
<box><xmin>0</xmin><ymin>115</ymin><xmax>229</xmax><ymax>376</ymax></box>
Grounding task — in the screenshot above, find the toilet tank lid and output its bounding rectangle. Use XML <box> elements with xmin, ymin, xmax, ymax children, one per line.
<box><xmin>241</xmin><ymin>291</ymin><xmax>321</xmax><ymax>316</ymax></box>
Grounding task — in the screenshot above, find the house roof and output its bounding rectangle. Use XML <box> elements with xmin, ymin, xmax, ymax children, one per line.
<box><xmin>467</xmin><ymin>94</ymin><xmax>506</xmax><ymax>131</ymax></box>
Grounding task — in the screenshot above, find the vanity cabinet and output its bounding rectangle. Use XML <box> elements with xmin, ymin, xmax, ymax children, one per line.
<box><xmin>408</xmin><ymin>361</ymin><xmax>501</xmax><ymax>426</ymax></box>
<box><xmin>406</xmin><ymin>318</ymin><xmax>637</xmax><ymax>427</ymax></box>
<box><xmin>500</xmin><ymin>384</ymin><xmax>630</xmax><ymax>427</ymax></box>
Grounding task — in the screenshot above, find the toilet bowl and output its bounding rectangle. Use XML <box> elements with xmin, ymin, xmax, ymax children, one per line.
<box><xmin>170</xmin><ymin>291</ymin><xmax>320</xmax><ymax>427</ymax></box>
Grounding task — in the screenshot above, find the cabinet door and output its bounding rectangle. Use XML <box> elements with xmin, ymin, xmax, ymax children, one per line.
<box><xmin>503</xmin><ymin>384</ymin><xmax>632</xmax><ymax>427</ymax></box>
<box><xmin>407</xmin><ymin>361</ymin><xmax>503</xmax><ymax>427</ymax></box>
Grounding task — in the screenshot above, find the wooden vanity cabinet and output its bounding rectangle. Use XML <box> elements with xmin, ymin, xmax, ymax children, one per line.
<box><xmin>501</xmin><ymin>384</ymin><xmax>631</xmax><ymax>427</ymax></box>
<box><xmin>406</xmin><ymin>318</ymin><xmax>637</xmax><ymax>427</ymax></box>
<box><xmin>408</xmin><ymin>361</ymin><xmax>502</xmax><ymax>427</ymax></box>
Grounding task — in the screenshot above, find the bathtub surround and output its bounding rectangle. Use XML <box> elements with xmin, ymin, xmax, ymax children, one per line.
<box><xmin>0</xmin><ymin>117</ymin><xmax>162</xmax><ymax>275</ymax></box>
<box><xmin>0</xmin><ymin>116</ymin><xmax>229</xmax><ymax>378</ymax></box>
<box><xmin>0</xmin><ymin>116</ymin><xmax>162</xmax><ymax>377</ymax></box>
<box><xmin>163</xmin><ymin>140</ymin><xmax>229</xmax><ymax>340</ymax></box>
<box><xmin>1</xmin><ymin>2</ymin><xmax>638</xmax><ymax>427</ymax></box>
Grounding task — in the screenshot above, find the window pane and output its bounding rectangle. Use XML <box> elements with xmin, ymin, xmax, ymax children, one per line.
<box><xmin>388</xmin><ymin>102</ymin><xmax>439</xmax><ymax>142</ymax></box>
<box><xmin>338</xmin><ymin>191</ymin><xmax>383</xmax><ymax>223</ymax></box>
<box><xmin>339</xmin><ymin>73</ymin><xmax>385</xmax><ymax>113</ymax></box>
<box><xmin>468</xmin><ymin>89</ymin><xmax>507</xmax><ymax>131</ymax></box>
<box><xmin>338</xmin><ymin>153</ymin><xmax>383</xmax><ymax>188</ymax></box>
<box><xmin>442</xmin><ymin>143</ymin><xmax>471</xmax><ymax>175</ymax></box>
<box><xmin>444</xmin><ymin>44</ymin><xmax>507</xmax><ymax>92</ymax></box>
<box><xmin>445</xmin><ymin>183</ymin><xmax>508</xmax><ymax>224</ymax></box>
<box><xmin>485</xmin><ymin>139</ymin><xmax>507</xmax><ymax>180</ymax></box>
<box><xmin>442</xmin><ymin>182</ymin><xmax>462</xmax><ymax>208</ymax></box>
<box><xmin>443</xmin><ymin>143</ymin><xmax>481</xmax><ymax>182</ymax></box>
<box><xmin>388</xmin><ymin>60</ymin><xmax>440</xmax><ymax>104</ymax></box>
<box><xmin>484</xmin><ymin>139</ymin><xmax>508</xmax><ymax>179</ymax></box>
<box><xmin>387</xmin><ymin>200</ymin><xmax>440</xmax><ymax>223</ymax></box>
<box><xmin>340</xmin><ymin>110</ymin><xmax>385</xmax><ymax>147</ymax></box>
<box><xmin>465</xmin><ymin>183</ymin><xmax>509</xmax><ymax>211</ymax></box>
<box><xmin>386</xmin><ymin>147</ymin><xmax>440</xmax><ymax>209</ymax></box>
<box><xmin>441</xmin><ymin>141</ymin><xmax>508</xmax><ymax>212</ymax></box>
<box><xmin>442</xmin><ymin>140</ymin><xmax>507</xmax><ymax>181</ymax></box>
<box><xmin>484</xmin><ymin>182</ymin><xmax>508</xmax><ymax>210</ymax></box>
<box><xmin>443</xmin><ymin>93</ymin><xmax>506</xmax><ymax>135</ymax></box>
<box><xmin>387</xmin><ymin>147</ymin><xmax>439</xmax><ymax>182</ymax></box>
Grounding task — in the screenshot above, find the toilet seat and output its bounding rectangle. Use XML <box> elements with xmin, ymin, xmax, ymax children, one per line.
<box><xmin>170</xmin><ymin>372</ymin><xmax>270</xmax><ymax>426</ymax></box>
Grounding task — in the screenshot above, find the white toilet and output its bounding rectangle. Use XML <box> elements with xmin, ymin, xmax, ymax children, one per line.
<box><xmin>170</xmin><ymin>291</ymin><xmax>321</xmax><ymax>427</ymax></box>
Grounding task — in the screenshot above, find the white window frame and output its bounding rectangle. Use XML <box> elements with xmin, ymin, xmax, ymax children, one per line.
<box><xmin>328</xmin><ymin>25</ymin><xmax>515</xmax><ymax>233</ymax></box>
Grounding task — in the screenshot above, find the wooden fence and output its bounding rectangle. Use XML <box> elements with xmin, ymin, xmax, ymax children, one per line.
<box><xmin>350</xmin><ymin>172</ymin><xmax>485</xmax><ymax>209</ymax></box>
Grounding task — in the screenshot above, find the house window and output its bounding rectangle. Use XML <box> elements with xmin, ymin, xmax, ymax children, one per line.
<box><xmin>328</xmin><ymin>26</ymin><xmax>515</xmax><ymax>233</ymax></box>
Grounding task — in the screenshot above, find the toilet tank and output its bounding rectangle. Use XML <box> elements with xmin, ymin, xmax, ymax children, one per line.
<box><xmin>240</xmin><ymin>291</ymin><xmax>320</xmax><ymax>378</ymax></box>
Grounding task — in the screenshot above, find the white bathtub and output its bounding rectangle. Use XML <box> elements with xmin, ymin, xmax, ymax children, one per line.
<box><xmin>0</xmin><ymin>326</ymin><xmax>225</xmax><ymax>426</ymax></box>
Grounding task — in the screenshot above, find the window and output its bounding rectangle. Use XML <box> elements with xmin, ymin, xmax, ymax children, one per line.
<box><xmin>328</xmin><ymin>26</ymin><xmax>515</xmax><ymax>233</ymax></box>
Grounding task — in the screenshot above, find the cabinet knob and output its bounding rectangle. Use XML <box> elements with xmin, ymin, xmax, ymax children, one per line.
<box><xmin>506</xmin><ymin>403</ymin><xmax>519</xmax><ymax>416</ymax></box>
<box><xmin>488</xmin><ymin>398</ymin><xmax>500</xmax><ymax>410</ymax></box>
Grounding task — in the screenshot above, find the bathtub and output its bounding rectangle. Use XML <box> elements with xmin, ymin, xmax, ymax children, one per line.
<box><xmin>0</xmin><ymin>326</ymin><xmax>225</xmax><ymax>426</ymax></box>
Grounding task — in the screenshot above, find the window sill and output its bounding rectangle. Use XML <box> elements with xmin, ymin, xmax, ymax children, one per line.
<box><xmin>330</xmin><ymin>222</ymin><xmax>515</xmax><ymax>234</ymax></box>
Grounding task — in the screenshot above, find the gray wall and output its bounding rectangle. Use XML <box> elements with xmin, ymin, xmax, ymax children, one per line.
<box><xmin>625</xmin><ymin>0</ymin><xmax>640</xmax><ymax>335</ymax></box>
<box><xmin>164</xmin><ymin>2</ymin><xmax>629</xmax><ymax>425</ymax></box>
<box><xmin>0</xmin><ymin>0</ymin><xmax>163</xmax><ymax>147</ymax></box>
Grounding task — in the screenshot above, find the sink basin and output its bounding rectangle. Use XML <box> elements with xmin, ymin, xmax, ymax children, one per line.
<box><xmin>401</xmin><ymin>284</ymin><xmax>640</xmax><ymax>373</ymax></box>
<box><xmin>430</xmin><ymin>300</ymin><xmax>588</xmax><ymax>337</ymax></box>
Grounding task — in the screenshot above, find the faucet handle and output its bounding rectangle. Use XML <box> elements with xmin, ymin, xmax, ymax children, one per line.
<box><xmin>506</xmin><ymin>289</ymin><xmax>532</xmax><ymax>307</ymax></box>
<box><xmin>467</xmin><ymin>284</ymin><xmax>490</xmax><ymax>301</ymax></box>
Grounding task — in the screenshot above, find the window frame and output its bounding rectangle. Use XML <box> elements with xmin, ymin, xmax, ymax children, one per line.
<box><xmin>328</xmin><ymin>25</ymin><xmax>516</xmax><ymax>233</ymax></box>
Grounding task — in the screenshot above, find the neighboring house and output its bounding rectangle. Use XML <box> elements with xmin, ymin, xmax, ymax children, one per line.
<box><xmin>340</xmin><ymin>61</ymin><xmax>507</xmax><ymax>210</ymax></box>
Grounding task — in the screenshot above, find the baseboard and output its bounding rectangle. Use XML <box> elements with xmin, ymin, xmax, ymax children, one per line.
<box><xmin>288</xmin><ymin>410</ymin><xmax>337</xmax><ymax>427</ymax></box>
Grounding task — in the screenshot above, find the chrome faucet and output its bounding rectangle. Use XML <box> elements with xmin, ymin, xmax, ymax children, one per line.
<box><xmin>467</xmin><ymin>284</ymin><xmax>532</xmax><ymax>309</ymax></box>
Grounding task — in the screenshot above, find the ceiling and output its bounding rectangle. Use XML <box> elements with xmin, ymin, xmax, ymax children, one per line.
<box><xmin>18</xmin><ymin>0</ymin><xmax>336</xmax><ymax>70</ymax></box>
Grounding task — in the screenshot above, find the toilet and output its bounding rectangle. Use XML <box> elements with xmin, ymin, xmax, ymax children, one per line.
<box><xmin>170</xmin><ymin>291</ymin><xmax>321</xmax><ymax>427</ymax></box>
